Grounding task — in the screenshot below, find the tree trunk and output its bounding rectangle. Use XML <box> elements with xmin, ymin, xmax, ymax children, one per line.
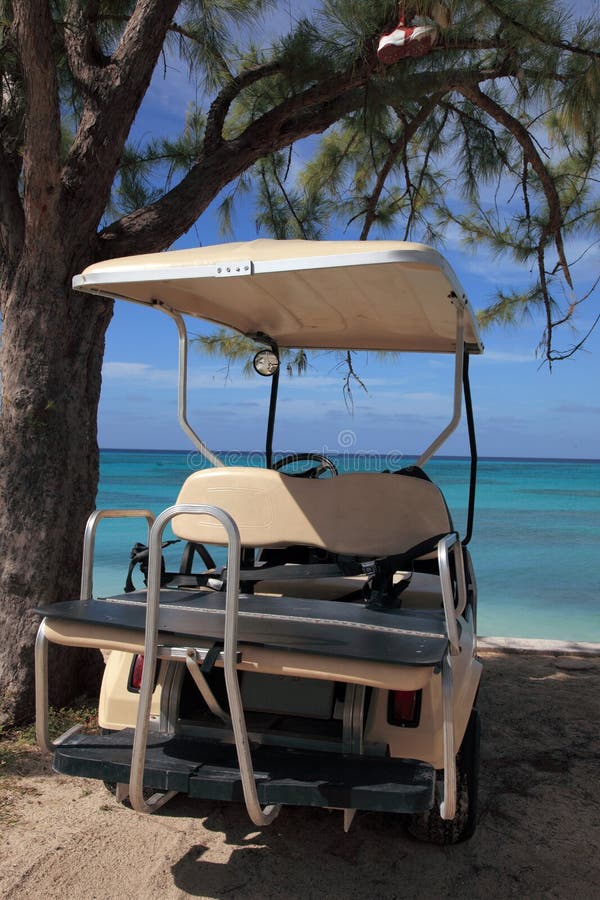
<box><xmin>0</xmin><ymin>254</ymin><xmax>113</xmax><ymax>725</ymax></box>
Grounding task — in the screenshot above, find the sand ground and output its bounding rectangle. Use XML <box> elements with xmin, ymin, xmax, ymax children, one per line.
<box><xmin>1</xmin><ymin>650</ymin><xmax>599</xmax><ymax>900</ymax></box>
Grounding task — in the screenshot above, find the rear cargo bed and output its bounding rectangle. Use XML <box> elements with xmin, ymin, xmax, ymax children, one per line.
<box><xmin>36</xmin><ymin>589</ymin><xmax>449</xmax><ymax>667</ymax></box>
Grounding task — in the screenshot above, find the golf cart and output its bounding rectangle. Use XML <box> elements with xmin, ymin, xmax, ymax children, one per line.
<box><xmin>35</xmin><ymin>239</ymin><xmax>483</xmax><ymax>843</ymax></box>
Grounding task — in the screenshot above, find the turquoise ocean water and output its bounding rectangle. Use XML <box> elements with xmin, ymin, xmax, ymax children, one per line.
<box><xmin>95</xmin><ymin>450</ymin><xmax>600</xmax><ymax>642</ymax></box>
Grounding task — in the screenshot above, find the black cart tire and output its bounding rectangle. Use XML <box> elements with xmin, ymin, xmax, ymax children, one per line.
<box><xmin>407</xmin><ymin>708</ymin><xmax>480</xmax><ymax>845</ymax></box>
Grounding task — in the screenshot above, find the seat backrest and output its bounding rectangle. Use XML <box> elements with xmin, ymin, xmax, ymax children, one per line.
<box><xmin>172</xmin><ymin>467</ymin><xmax>452</xmax><ymax>558</ymax></box>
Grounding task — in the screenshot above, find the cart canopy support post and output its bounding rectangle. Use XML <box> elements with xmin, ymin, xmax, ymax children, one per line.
<box><xmin>158</xmin><ymin>303</ymin><xmax>224</xmax><ymax>468</ymax></box>
<box><xmin>417</xmin><ymin>305</ymin><xmax>465</xmax><ymax>467</ymax></box>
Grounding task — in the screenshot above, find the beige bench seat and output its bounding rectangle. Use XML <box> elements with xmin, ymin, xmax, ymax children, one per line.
<box><xmin>173</xmin><ymin>467</ymin><xmax>452</xmax><ymax>557</ymax></box>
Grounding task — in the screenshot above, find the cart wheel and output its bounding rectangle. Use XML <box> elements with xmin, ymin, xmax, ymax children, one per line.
<box><xmin>407</xmin><ymin>708</ymin><xmax>480</xmax><ymax>845</ymax></box>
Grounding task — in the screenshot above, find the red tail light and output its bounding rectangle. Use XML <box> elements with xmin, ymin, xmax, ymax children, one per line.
<box><xmin>129</xmin><ymin>654</ymin><xmax>145</xmax><ymax>692</ymax></box>
<box><xmin>388</xmin><ymin>690</ymin><xmax>421</xmax><ymax>727</ymax></box>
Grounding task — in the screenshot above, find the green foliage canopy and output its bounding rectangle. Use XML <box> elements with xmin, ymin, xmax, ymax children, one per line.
<box><xmin>1</xmin><ymin>0</ymin><xmax>598</xmax><ymax>361</ymax></box>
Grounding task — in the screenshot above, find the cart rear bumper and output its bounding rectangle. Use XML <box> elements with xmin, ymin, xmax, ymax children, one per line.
<box><xmin>53</xmin><ymin>729</ymin><xmax>435</xmax><ymax>813</ymax></box>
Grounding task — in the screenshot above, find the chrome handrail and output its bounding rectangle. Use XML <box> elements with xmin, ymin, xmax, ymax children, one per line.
<box><xmin>36</xmin><ymin>507</ymin><xmax>155</xmax><ymax>754</ymax></box>
<box><xmin>439</xmin><ymin>653</ymin><xmax>456</xmax><ymax>820</ymax></box>
<box><xmin>80</xmin><ymin>508</ymin><xmax>155</xmax><ymax>601</ymax></box>
<box><xmin>435</xmin><ymin>533</ymin><xmax>464</xmax><ymax>820</ymax></box>
<box><xmin>128</xmin><ymin>503</ymin><xmax>281</xmax><ymax>825</ymax></box>
<box><xmin>437</xmin><ymin>533</ymin><xmax>461</xmax><ymax>656</ymax></box>
<box><xmin>453</xmin><ymin>540</ymin><xmax>468</xmax><ymax>618</ymax></box>
<box><xmin>35</xmin><ymin>619</ymin><xmax>85</xmax><ymax>753</ymax></box>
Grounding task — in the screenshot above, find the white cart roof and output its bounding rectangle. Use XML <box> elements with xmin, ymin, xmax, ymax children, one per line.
<box><xmin>74</xmin><ymin>239</ymin><xmax>482</xmax><ymax>353</ymax></box>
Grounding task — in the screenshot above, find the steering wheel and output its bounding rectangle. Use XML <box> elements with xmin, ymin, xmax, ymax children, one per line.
<box><xmin>273</xmin><ymin>453</ymin><xmax>338</xmax><ymax>478</ymax></box>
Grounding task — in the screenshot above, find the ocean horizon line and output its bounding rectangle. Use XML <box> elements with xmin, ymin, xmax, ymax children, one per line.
<box><xmin>100</xmin><ymin>448</ymin><xmax>600</xmax><ymax>463</ymax></box>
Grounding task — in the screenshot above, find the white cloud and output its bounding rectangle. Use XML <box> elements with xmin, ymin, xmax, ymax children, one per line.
<box><xmin>102</xmin><ymin>362</ymin><xmax>171</xmax><ymax>382</ymax></box>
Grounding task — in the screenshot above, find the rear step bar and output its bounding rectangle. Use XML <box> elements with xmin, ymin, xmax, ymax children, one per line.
<box><xmin>53</xmin><ymin>730</ymin><xmax>435</xmax><ymax>813</ymax></box>
<box><xmin>129</xmin><ymin>504</ymin><xmax>281</xmax><ymax>824</ymax></box>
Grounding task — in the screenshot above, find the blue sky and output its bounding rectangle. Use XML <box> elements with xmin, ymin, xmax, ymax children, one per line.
<box><xmin>97</xmin><ymin>3</ymin><xmax>600</xmax><ymax>460</ymax></box>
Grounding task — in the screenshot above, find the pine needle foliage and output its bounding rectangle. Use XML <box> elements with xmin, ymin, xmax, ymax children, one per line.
<box><xmin>222</xmin><ymin>0</ymin><xmax>599</xmax><ymax>365</ymax></box>
<box><xmin>2</xmin><ymin>0</ymin><xmax>599</xmax><ymax>366</ymax></box>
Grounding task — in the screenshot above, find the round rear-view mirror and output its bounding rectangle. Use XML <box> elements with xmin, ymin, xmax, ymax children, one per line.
<box><xmin>253</xmin><ymin>349</ymin><xmax>280</xmax><ymax>376</ymax></box>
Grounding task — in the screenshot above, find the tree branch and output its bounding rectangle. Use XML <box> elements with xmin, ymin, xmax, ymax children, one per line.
<box><xmin>61</xmin><ymin>0</ymin><xmax>181</xmax><ymax>235</ymax></box>
<box><xmin>403</xmin><ymin>104</ymin><xmax>450</xmax><ymax>241</ymax></box>
<box><xmin>98</xmin><ymin>86</ymin><xmax>365</xmax><ymax>256</ymax></box>
<box><xmin>269</xmin><ymin>156</ymin><xmax>310</xmax><ymax>239</ymax></box>
<box><xmin>100</xmin><ymin>58</ymin><xmax>514</xmax><ymax>258</ymax></box>
<box><xmin>341</xmin><ymin>350</ymin><xmax>367</xmax><ymax>414</ymax></box>
<box><xmin>458</xmin><ymin>84</ymin><xmax>572</xmax><ymax>289</ymax></box>
<box><xmin>547</xmin><ymin>312</ymin><xmax>600</xmax><ymax>362</ymax></box>
<box><xmin>63</xmin><ymin>1</ymin><xmax>107</xmax><ymax>91</ymax></box>
<box><xmin>483</xmin><ymin>0</ymin><xmax>600</xmax><ymax>59</ymax></box>
<box><xmin>258</xmin><ymin>163</ymin><xmax>282</xmax><ymax>237</ymax></box>
<box><xmin>204</xmin><ymin>59</ymin><xmax>283</xmax><ymax>153</ymax></box>
<box><xmin>359</xmin><ymin>93</ymin><xmax>445</xmax><ymax>240</ymax></box>
<box><xmin>111</xmin><ymin>0</ymin><xmax>179</xmax><ymax>74</ymax></box>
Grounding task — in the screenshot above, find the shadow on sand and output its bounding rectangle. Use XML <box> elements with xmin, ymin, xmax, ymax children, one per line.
<box><xmin>167</xmin><ymin>653</ymin><xmax>600</xmax><ymax>900</ymax></box>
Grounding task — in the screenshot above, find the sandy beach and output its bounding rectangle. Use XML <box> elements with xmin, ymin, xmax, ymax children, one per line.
<box><xmin>2</xmin><ymin>650</ymin><xmax>599</xmax><ymax>900</ymax></box>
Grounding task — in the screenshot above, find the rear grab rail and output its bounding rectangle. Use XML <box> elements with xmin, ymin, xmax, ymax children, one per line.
<box><xmin>36</xmin><ymin>507</ymin><xmax>156</xmax><ymax>755</ymax></box>
<box><xmin>435</xmin><ymin>532</ymin><xmax>467</xmax><ymax>819</ymax></box>
<box><xmin>80</xmin><ymin>508</ymin><xmax>155</xmax><ymax>601</ymax></box>
<box><xmin>128</xmin><ymin>503</ymin><xmax>281</xmax><ymax>826</ymax></box>
<box><xmin>437</xmin><ymin>533</ymin><xmax>466</xmax><ymax>657</ymax></box>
